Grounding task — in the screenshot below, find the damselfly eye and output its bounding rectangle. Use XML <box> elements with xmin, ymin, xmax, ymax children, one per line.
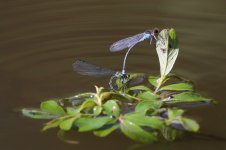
<box><xmin>154</xmin><ymin>28</ymin><xmax>159</xmax><ymax>34</ymax></box>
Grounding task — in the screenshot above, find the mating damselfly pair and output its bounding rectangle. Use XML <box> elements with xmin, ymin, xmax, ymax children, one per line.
<box><xmin>73</xmin><ymin>28</ymin><xmax>159</xmax><ymax>91</ymax></box>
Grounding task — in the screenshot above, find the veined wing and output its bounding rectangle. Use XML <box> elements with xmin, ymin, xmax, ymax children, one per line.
<box><xmin>110</xmin><ymin>32</ymin><xmax>150</xmax><ymax>52</ymax></box>
<box><xmin>73</xmin><ymin>60</ymin><xmax>117</xmax><ymax>77</ymax></box>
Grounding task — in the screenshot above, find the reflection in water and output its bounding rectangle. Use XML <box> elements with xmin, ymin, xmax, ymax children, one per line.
<box><xmin>0</xmin><ymin>0</ymin><xmax>226</xmax><ymax>149</ymax></box>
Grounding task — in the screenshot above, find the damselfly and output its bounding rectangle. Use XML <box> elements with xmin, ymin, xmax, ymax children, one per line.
<box><xmin>72</xmin><ymin>60</ymin><xmax>144</xmax><ymax>91</ymax></box>
<box><xmin>109</xmin><ymin>28</ymin><xmax>159</xmax><ymax>78</ymax></box>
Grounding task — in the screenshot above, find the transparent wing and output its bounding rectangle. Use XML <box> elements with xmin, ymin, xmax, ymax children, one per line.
<box><xmin>110</xmin><ymin>32</ymin><xmax>148</xmax><ymax>52</ymax></box>
<box><xmin>73</xmin><ymin>60</ymin><xmax>117</xmax><ymax>77</ymax></box>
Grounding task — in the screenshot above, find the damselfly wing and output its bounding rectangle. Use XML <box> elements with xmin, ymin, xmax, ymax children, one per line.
<box><xmin>110</xmin><ymin>28</ymin><xmax>159</xmax><ymax>52</ymax></box>
<box><xmin>73</xmin><ymin>60</ymin><xmax>116</xmax><ymax>77</ymax></box>
<box><xmin>72</xmin><ymin>60</ymin><xmax>145</xmax><ymax>90</ymax></box>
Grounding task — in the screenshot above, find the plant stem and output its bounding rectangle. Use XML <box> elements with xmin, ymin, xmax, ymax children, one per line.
<box><xmin>154</xmin><ymin>76</ymin><xmax>166</xmax><ymax>94</ymax></box>
<box><xmin>120</xmin><ymin>92</ymin><xmax>141</xmax><ymax>101</ymax></box>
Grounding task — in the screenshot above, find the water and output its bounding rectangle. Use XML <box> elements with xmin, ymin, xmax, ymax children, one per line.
<box><xmin>0</xmin><ymin>0</ymin><xmax>226</xmax><ymax>149</ymax></box>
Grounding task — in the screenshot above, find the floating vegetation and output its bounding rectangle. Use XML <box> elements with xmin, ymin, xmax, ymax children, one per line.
<box><xmin>21</xmin><ymin>28</ymin><xmax>215</xmax><ymax>143</ymax></box>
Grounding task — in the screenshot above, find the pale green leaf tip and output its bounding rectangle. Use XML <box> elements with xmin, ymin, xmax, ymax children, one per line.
<box><xmin>169</xmin><ymin>28</ymin><xmax>176</xmax><ymax>39</ymax></box>
<box><xmin>168</xmin><ymin>28</ymin><xmax>179</xmax><ymax>49</ymax></box>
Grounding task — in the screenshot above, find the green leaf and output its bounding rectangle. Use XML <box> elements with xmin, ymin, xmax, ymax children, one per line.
<box><xmin>59</xmin><ymin>117</ymin><xmax>78</xmax><ymax>131</ymax></box>
<box><xmin>94</xmin><ymin>86</ymin><xmax>105</xmax><ymax>105</ymax></box>
<box><xmin>167</xmin><ymin>92</ymin><xmax>211</xmax><ymax>103</ymax></box>
<box><xmin>75</xmin><ymin>116</ymin><xmax>113</xmax><ymax>132</ymax></box>
<box><xmin>94</xmin><ymin>124</ymin><xmax>119</xmax><ymax>137</ymax></box>
<box><xmin>129</xmin><ymin>73</ymin><xmax>145</xmax><ymax>79</ymax></box>
<box><xmin>57</xmin><ymin>130</ymin><xmax>79</xmax><ymax>144</ymax></box>
<box><xmin>138</xmin><ymin>91</ymin><xmax>158</xmax><ymax>101</ymax></box>
<box><xmin>148</xmin><ymin>76</ymin><xmax>159</xmax><ymax>87</ymax></box>
<box><xmin>135</xmin><ymin>101</ymin><xmax>161</xmax><ymax>114</ymax></box>
<box><xmin>40</xmin><ymin>100</ymin><xmax>66</xmax><ymax>115</ymax></box>
<box><xmin>181</xmin><ymin>118</ymin><xmax>199</xmax><ymax>132</ymax></box>
<box><xmin>160</xmin><ymin>83</ymin><xmax>193</xmax><ymax>91</ymax></box>
<box><xmin>93</xmin><ymin>106</ymin><xmax>102</xmax><ymax>116</ymax></box>
<box><xmin>124</xmin><ymin>113</ymin><xmax>164</xmax><ymax>130</ymax></box>
<box><xmin>66</xmin><ymin>107</ymin><xmax>80</xmax><ymax>115</ymax></box>
<box><xmin>42</xmin><ymin>117</ymin><xmax>66</xmax><ymax>131</ymax></box>
<box><xmin>78</xmin><ymin>98</ymin><xmax>96</xmax><ymax>112</ymax></box>
<box><xmin>168</xmin><ymin>109</ymin><xmax>184</xmax><ymax>120</ymax></box>
<box><xmin>169</xmin><ymin>28</ymin><xmax>179</xmax><ymax>49</ymax></box>
<box><xmin>161</xmin><ymin>126</ymin><xmax>179</xmax><ymax>141</ymax></box>
<box><xmin>22</xmin><ymin>108</ymin><xmax>60</xmax><ymax>119</ymax></box>
<box><xmin>128</xmin><ymin>85</ymin><xmax>152</xmax><ymax>92</ymax></box>
<box><xmin>120</xmin><ymin>119</ymin><xmax>157</xmax><ymax>143</ymax></box>
<box><xmin>103</xmin><ymin>100</ymin><xmax>120</xmax><ymax>117</ymax></box>
<box><xmin>156</xmin><ymin>29</ymin><xmax>179</xmax><ymax>76</ymax></box>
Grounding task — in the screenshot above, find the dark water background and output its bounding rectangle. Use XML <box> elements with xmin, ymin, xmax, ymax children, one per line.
<box><xmin>0</xmin><ymin>0</ymin><xmax>226</xmax><ymax>150</ymax></box>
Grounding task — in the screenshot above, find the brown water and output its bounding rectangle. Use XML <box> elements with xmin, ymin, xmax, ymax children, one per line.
<box><xmin>0</xmin><ymin>0</ymin><xmax>226</xmax><ymax>149</ymax></box>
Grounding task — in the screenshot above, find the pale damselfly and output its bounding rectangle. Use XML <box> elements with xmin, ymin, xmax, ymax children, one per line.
<box><xmin>110</xmin><ymin>28</ymin><xmax>159</xmax><ymax>79</ymax></box>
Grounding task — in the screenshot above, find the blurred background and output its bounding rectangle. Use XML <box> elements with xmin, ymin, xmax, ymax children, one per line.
<box><xmin>0</xmin><ymin>0</ymin><xmax>225</xmax><ymax>149</ymax></box>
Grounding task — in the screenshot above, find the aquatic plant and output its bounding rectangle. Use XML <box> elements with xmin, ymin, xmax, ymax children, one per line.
<box><xmin>21</xmin><ymin>28</ymin><xmax>215</xmax><ymax>143</ymax></box>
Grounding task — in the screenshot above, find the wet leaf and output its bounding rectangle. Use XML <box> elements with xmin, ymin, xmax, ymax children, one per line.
<box><xmin>103</xmin><ymin>100</ymin><xmax>120</xmax><ymax>117</ymax></box>
<box><xmin>160</xmin><ymin>83</ymin><xmax>193</xmax><ymax>91</ymax></box>
<box><xmin>168</xmin><ymin>108</ymin><xmax>184</xmax><ymax>120</ymax></box>
<box><xmin>128</xmin><ymin>85</ymin><xmax>152</xmax><ymax>92</ymax></box>
<box><xmin>42</xmin><ymin>117</ymin><xmax>67</xmax><ymax>131</ymax></box>
<box><xmin>75</xmin><ymin>116</ymin><xmax>113</xmax><ymax>132</ymax></box>
<box><xmin>93</xmin><ymin>106</ymin><xmax>102</xmax><ymax>116</ymax></box>
<box><xmin>124</xmin><ymin>113</ymin><xmax>164</xmax><ymax>130</ymax></box>
<box><xmin>57</xmin><ymin>130</ymin><xmax>79</xmax><ymax>144</ymax></box>
<box><xmin>59</xmin><ymin>117</ymin><xmax>78</xmax><ymax>131</ymax></box>
<box><xmin>94</xmin><ymin>124</ymin><xmax>119</xmax><ymax>137</ymax></box>
<box><xmin>148</xmin><ymin>76</ymin><xmax>159</xmax><ymax>87</ymax></box>
<box><xmin>156</xmin><ymin>28</ymin><xmax>179</xmax><ymax>76</ymax></box>
<box><xmin>161</xmin><ymin>126</ymin><xmax>180</xmax><ymax>141</ymax></box>
<box><xmin>120</xmin><ymin>119</ymin><xmax>157</xmax><ymax>143</ymax></box>
<box><xmin>135</xmin><ymin>101</ymin><xmax>161</xmax><ymax>114</ymax></box>
<box><xmin>22</xmin><ymin>108</ymin><xmax>60</xmax><ymax>119</ymax></box>
<box><xmin>100</xmin><ymin>92</ymin><xmax>112</xmax><ymax>100</ymax></box>
<box><xmin>40</xmin><ymin>100</ymin><xmax>66</xmax><ymax>115</ymax></box>
<box><xmin>181</xmin><ymin>118</ymin><xmax>199</xmax><ymax>132</ymax></box>
<box><xmin>138</xmin><ymin>91</ymin><xmax>158</xmax><ymax>101</ymax></box>
<box><xmin>168</xmin><ymin>92</ymin><xmax>211</xmax><ymax>103</ymax></box>
<box><xmin>66</xmin><ymin>107</ymin><xmax>80</xmax><ymax>115</ymax></box>
<box><xmin>78</xmin><ymin>98</ymin><xmax>96</xmax><ymax>112</ymax></box>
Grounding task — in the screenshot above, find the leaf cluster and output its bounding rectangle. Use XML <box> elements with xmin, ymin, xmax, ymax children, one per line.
<box><xmin>22</xmin><ymin>74</ymin><xmax>214</xmax><ymax>143</ymax></box>
<box><xmin>21</xmin><ymin>28</ymin><xmax>215</xmax><ymax>143</ymax></box>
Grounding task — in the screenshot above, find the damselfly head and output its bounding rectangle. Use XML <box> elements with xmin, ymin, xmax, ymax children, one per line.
<box><xmin>152</xmin><ymin>28</ymin><xmax>160</xmax><ymax>36</ymax></box>
<box><xmin>147</xmin><ymin>28</ymin><xmax>159</xmax><ymax>44</ymax></box>
<box><xmin>145</xmin><ymin>28</ymin><xmax>159</xmax><ymax>37</ymax></box>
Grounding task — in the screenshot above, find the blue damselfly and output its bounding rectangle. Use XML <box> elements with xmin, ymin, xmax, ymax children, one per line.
<box><xmin>109</xmin><ymin>28</ymin><xmax>159</xmax><ymax>77</ymax></box>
